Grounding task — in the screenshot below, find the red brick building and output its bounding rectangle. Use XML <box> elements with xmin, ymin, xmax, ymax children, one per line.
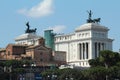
<box><xmin>0</xmin><ymin>48</ymin><xmax>6</xmax><ymax>60</ymax></box>
<box><xmin>26</xmin><ymin>44</ymin><xmax>52</xmax><ymax>66</ymax></box>
<box><xmin>0</xmin><ymin>38</ymin><xmax>66</xmax><ymax>66</ymax></box>
<box><xmin>6</xmin><ymin>44</ymin><xmax>27</xmax><ymax>60</ymax></box>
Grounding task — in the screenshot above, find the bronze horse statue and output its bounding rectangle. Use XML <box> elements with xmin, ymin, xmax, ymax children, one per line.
<box><xmin>87</xmin><ymin>18</ymin><xmax>101</xmax><ymax>23</ymax></box>
<box><xmin>25</xmin><ymin>22</ymin><xmax>37</xmax><ymax>33</ymax></box>
<box><xmin>86</xmin><ymin>10</ymin><xmax>101</xmax><ymax>23</ymax></box>
<box><xmin>93</xmin><ymin>18</ymin><xmax>101</xmax><ymax>23</ymax></box>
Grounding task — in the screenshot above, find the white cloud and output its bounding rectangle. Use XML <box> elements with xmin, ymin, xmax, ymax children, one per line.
<box><xmin>17</xmin><ymin>0</ymin><xmax>54</xmax><ymax>18</ymax></box>
<box><xmin>47</xmin><ymin>25</ymin><xmax>67</xmax><ymax>33</ymax></box>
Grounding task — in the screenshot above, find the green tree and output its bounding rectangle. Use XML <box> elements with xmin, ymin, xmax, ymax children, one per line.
<box><xmin>89</xmin><ymin>50</ymin><xmax>120</xmax><ymax>68</ymax></box>
<box><xmin>82</xmin><ymin>66</ymin><xmax>107</xmax><ymax>80</ymax></box>
<box><xmin>89</xmin><ymin>50</ymin><xmax>120</xmax><ymax>80</ymax></box>
<box><xmin>99</xmin><ymin>50</ymin><xmax>115</xmax><ymax>68</ymax></box>
<box><xmin>58</xmin><ymin>68</ymin><xmax>84</xmax><ymax>80</ymax></box>
<box><xmin>41</xmin><ymin>68</ymin><xmax>84</xmax><ymax>80</ymax></box>
<box><xmin>89</xmin><ymin>58</ymin><xmax>103</xmax><ymax>67</ymax></box>
<box><xmin>99</xmin><ymin>50</ymin><xmax>120</xmax><ymax>80</ymax></box>
<box><xmin>108</xmin><ymin>66</ymin><xmax>120</xmax><ymax>80</ymax></box>
<box><xmin>3</xmin><ymin>60</ymin><xmax>27</xmax><ymax>80</ymax></box>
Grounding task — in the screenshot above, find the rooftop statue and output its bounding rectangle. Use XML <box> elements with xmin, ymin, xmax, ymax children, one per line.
<box><xmin>25</xmin><ymin>22</ymin><xmax>37</xmax><ymax>33</ymax></box>
<box><xmin>93</xmin><ymin>18</ymin><xmax>101</xmax><ymax>23</ymax></box>
<box><xmin>86</xmin><ymin>10</ymin><xmax>101</xmax><ymax>23</ymax></box>
<box><xmin>26</xmin><ymin>22</ymin><xmax>30</xmax><ymax>30</ymax></box>
<box><xmin>87</xmin><ymin>10</ymin><xmax>92</xmax><ymax>20</ymax></box>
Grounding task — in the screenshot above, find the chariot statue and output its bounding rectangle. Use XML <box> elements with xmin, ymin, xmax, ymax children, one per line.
<box><xmin>25</xmin><ymin>22</ymin><xmax>37</xmax><ymax>33</ymax></box>
<box><xmin>86</xmin><ymin>10</ymin><xmax>101</xmax><ymax>23</ymax></box>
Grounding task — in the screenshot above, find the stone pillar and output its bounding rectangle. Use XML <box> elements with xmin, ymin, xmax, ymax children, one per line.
<box><xmin>100</xmin><ymin>43</ymin><xmax>102</xmax><ymax>51</ymax></box>
<box><xmin>95</xmin><ymin>42</ymin><xmax>97</xmax><ymax>58</ymax></box>
<box><xmin>86</xmin><ymin>43</ymin><xmax>88</xmax><ymax>59</ymax></box>
<box><xmin>84</xmin><ymin>43</ymin><xmax>86</xmax><ymax>59</ymax></box>
<box><xmin>102</xmin><ymin>43</ymin><xmax>104</xmax><ymax>50</ymax></box>
<box><xmin>81</xmin><ymin>43</ymin><xmax>83</xmax><ymax>60</ymax></box>
<box><xmin>98</xmin><ymin>43</ymin><xmax>101</xmax><ymax>57</ymax></box>
<box><xmin>83</xmin><ymin>43</ymin><xmax>85</xmax><ymax>59</ymax></box>
<box><xmin>96</xmin><ymin>43</ymin><xmax>99</xmax><ymax>57</ymax></box>
<box><xmin>79</xmin><ymin>43</ymin><xmax>82</xmax><ymax>60</ymax></box>
<box><xmin>87</xmin><ymin>43</ymin><xmax>89</xmax><ymax>59</ymax></box>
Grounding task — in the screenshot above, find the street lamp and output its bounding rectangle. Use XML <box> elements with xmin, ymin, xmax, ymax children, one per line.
<box><xmin>47</xmin><ymin>75</ymin><xmax>50</xmax><ymax>80</ymax></box>
<box><xmin>30</xmin><ymin>62</ymin><xmax>36</xmax><ymax>80</ymax></box>
<box><xmin>4</xmin><ymin>66</ymin><xmax>12</xmax><ymax>80</ymax></box>
<box><xmin>51</xmin><ymin>74</ymin><xmax>57</xmax><ymax>80</ymax></box>
<box><xmin>23</xmin><ymin>63</ymin><xmax>36</xmax><ymax>80</ymax></box>
<box><xmin>9</xmin><ymin>66</ymin><xmax>12</xmax><ymax>80</ymax></box>
<box><xmin>65</xmin><ymin>76</ymin><xmax>74</xmax><ymax>80</ymax></box>
<box><xmin>47</xmin><ymin>74</ymin><xmax>57</xmax><ymax>80</ymax></box>
<box><xmin>65</xmin><ymin>77</ymin><xmax>68</xmax><ymax>80</ymax></box>
<box><xmin>70</xmin><ymin>77</ymin><xmax>74</xmax><ymax>80</ymax></box>
<box><xmin>19</xmin><ymin>64</ymin><xmax>27</xmax><ymax>80</ymax></box>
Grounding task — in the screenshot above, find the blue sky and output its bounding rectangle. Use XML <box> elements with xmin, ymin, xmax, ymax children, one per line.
<box><xmin>0</xmin><ymin>0</ymin><xmax>120</xmax><ymax>52</ymax></box>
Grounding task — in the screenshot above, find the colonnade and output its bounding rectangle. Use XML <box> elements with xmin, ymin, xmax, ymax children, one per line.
<box><xmin>79</xmin><ymin>42</ymin><xmax>105</xmax><ymax>60</ymax></box>
<box><xmin>94</xmin><ymin>42</ymin><xmax>105</xmax><ymax>58</ymax></box>
<box><xmin>79</xmin><ymin>43</ymin><xmax>89</xmax><ymax>60</ymax></box>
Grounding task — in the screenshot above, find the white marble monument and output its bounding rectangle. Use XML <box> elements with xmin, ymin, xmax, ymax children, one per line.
<box><xmin>54</xmin><ymin>23</ymin><xmax>113</xmax><ymax>67</ymax></box>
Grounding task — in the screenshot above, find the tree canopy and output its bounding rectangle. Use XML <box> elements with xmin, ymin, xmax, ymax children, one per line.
<box><xmin>89</xmin><ymin>50</ymin><xmax>120</xmax><ymax>80</ymax></box>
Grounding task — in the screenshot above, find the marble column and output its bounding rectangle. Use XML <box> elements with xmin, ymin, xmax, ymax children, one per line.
<box><xmin>95</xmin><ymin>42</ymin><xmax>97</xmax><ymax>58</ymax></box>
<box><xmin>86</xmin><ymin>43</ymin><xmax>88</xmax><ymax>59</ymax></box>
<box><xmin>79</xmin><ymin>43</ymin><xmax>82</xmax><ymax>60</ymax></box>
<box><xmin>81</xmin><ymin>43</ymin><xmax>83</xmax><ymax>60</ymax></box>
<box><xmin>83</xmin><ymin>43</ymin><xmax>85</xmax><ymax>59</ymax></box>
<box><xmin>98</xmin><ymin>43</ymin><xmax>101</xmax><ymax>57</ymax></box>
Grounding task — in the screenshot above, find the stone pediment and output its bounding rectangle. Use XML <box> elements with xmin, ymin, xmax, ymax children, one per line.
<box><xmin>35</xmin><ymin>45</ymin><xmax>50</xmax><ymax>51</ymax></box>
<box><xmin>26</xmin><ymin>44</ymin><xmax>50</xmax><ymax>51</ymax></box>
